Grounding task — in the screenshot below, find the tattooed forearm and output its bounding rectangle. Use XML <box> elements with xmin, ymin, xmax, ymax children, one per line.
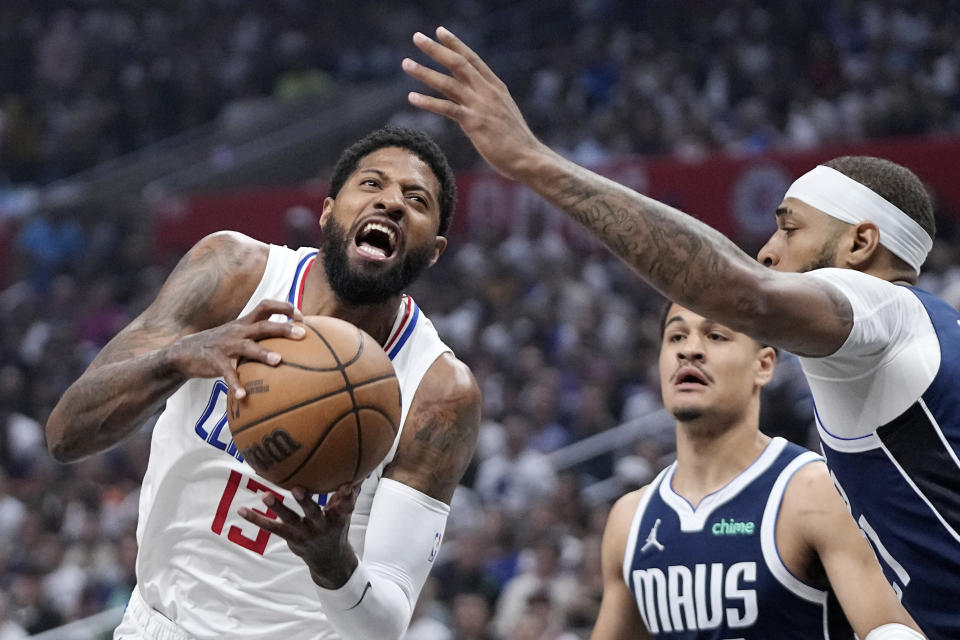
<box><xmin>546</xmin><ymin>165</ymin><xmax>761</xmax><ymax>310</ymax></box>
<box><xmin>46</xmin><ymin>233</ymin><xmax>257</xmax><ymax>462</ymax></box>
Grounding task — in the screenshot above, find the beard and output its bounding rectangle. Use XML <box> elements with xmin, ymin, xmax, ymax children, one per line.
<box><xmin>320</xmin><ymin>218</ymin><xmax>434</xmax><ymax>305</ymax></box>
<box><xmin>797</xmin><ymin>233</ymin><xmax>841</xmax><ymax>273</ymax></box>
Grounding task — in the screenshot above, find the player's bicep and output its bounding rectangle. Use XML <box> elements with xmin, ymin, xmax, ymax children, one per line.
<box><xmin>383</xmin><ymin>354</ymin><xmax>481</xmax><ymax>504</ymax></box>
<box><xmin>751</xmin><ymin>270</ymin><xmax>853</xmax><ymax>357</ymax></box>
<box><xmin>91</xmin><ymin>231</ymin><xmax>265</xmax><ymax>368</ymax></box>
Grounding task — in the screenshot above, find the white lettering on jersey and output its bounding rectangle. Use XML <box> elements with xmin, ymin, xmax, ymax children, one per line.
<box><xmin>632</xmin><ymin>562</ymin><xmax>758</xmax><ymax>633</ymax></box>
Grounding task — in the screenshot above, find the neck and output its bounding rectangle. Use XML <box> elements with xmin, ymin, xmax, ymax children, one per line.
<box><xmin>671</xmin><ymin>411</ymin><xmax>769</xmax><ymax>508</ymax></box>
<box><xmin>299</xmin><ymin>255</ymin><xmax>403</xmax><ymax>347</ymax></box>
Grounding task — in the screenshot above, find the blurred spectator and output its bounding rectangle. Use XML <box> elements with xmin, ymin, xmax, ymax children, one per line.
<box><xmin>474</xmin><ymin>415</ymin><xmax>558</xmax><ymax>514</ymax></box>
<box><xmin>491</xmin><ymin>535</ymin><xmax>578</xmax><ymax>639</ymax></box>
<box><xmin>451</xmin><ymin>592</ymin><xmax>495</xmax><ymax>640</ymax></box>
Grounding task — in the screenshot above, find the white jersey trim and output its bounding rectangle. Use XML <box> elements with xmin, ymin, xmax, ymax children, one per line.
<box><xmin>659</xmin><ymin>437</ymin><xmax>788</xmax><ymax>532</ymax></box>
<box><xmin>622</xmin><ymin>467</ymin><xmax>670</xmax><ymax>586</ymax></box>
<box><xmin>760</xmin><ymin>451</ymin><xmax>828</xmax><ymax>605</ymax></box>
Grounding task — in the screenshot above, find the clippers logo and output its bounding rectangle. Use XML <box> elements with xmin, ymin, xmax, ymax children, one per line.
<box><xmin>242</xmin><ymin>429</ymin><xmax>302</xmax><ymax>469</ymax></box>
<box><xmin>428</xmin><ymin>532</ymin><xmax>442</xmax><ymax>562</ymax></box>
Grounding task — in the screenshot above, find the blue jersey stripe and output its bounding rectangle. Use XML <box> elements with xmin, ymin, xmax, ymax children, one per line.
<box><xmin>387</xmin><ymin>301</ymin><xmax>419</xmax><ymax>360</ymax></box>
<box><xmin>286</xmin><ymin>251</ymin><xmax>319</xmax><ymax>304</ymax></box>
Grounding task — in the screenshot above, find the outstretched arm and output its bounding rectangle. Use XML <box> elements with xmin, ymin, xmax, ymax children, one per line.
<box><xmin>45</xmin><ymin>232</ymin><xmax>304</xmax><ymax>462</ymax></box>
<box><xmin>240</xmin><ymin>353</ymin><xmax>481</xmax><ymax>640</ymax></box>
<box><xmin>403</xmin><ymin>28</ymin><xmax>853</xmax><ymax>357</ymax></box>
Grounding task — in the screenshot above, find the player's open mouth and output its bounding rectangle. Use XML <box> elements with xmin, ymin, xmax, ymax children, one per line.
<box><xmin>355</xmin><ymin>220</ymin><xmax>398</xmax><ymax>261</ymax></box>
<box><xmin>673</xmin><ymin>366</ymin><xmax>709</xmax><ymax>387</ymax></box>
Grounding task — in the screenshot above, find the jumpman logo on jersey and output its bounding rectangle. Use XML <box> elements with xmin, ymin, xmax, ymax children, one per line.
<box><xmin>641</xmin><ymin>518</ymin><xmax>665</xmax><ymax>553</ymax></box>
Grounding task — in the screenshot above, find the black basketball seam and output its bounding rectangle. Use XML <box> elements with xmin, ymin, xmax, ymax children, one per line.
<box><xmin>307</xmin><ymin>322</ymin><xmax>368</xmax><ymax>483</ymax></box>
<box><xmin>278</xmin><ymin>405</ymin><xmax>399</xmax><ymax>486</ymax></box>
<box><xmin>230</xmin><ymin>372</ymin><xmax>397</xmax><ymax>436</ymax></box>
<box><xmin>303</xmin><ymin>321</ymin><xmax>365</xmax><ymax>368</ymax></box>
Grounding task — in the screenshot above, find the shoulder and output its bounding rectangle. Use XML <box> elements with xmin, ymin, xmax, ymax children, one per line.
<box><xmin>416</xmin><ymin>352</ymin><xmax>481</xmax><ymax>412</ymax></box>
<box><xmin>606</xmin><ymin>488</ymin><xmax>647</xmax><ymax>539</ymax></box>
<box><xmin>191</xmin><ymin>230</ymin><xmax>269</xmax><ymax>263</ymax></box>
<box><xmin>163</xmin><ymin>231</ymin><xmax>271</xmax><ymax>328</ymax></box>
<box><xmin>601</xmin><ymin>488</ymin><xmax>647</xmax><ymax>567</ymax></box>
<box><xmin>779</xmin><ymin>458</ymin><xmax>851</xmax><ymax>542</ymax></box>
<box><xmin>804</xmin><ymin>268</ymin><xmax>917</xmax><ymax>311</ymax></box>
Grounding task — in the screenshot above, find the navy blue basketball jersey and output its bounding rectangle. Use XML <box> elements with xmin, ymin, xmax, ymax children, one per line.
<box><xmin>820</xmin><ymin>287</ymin><xmax>960</xmax><ymax>640</ymax></box>
<box><xmin>623</xmin><ymin>437</ymin><xmax>853</xmax><ymax>639</ymax></box>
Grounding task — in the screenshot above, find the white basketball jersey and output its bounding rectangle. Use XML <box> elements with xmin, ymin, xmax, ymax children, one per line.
<box><xmin>123</xmin><ymin>244</ymin><xmax>452</xmax><ymax>639</ymax></box>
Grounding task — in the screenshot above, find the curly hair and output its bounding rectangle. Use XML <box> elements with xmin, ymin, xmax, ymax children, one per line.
<box><xmin>328</xmin><ymin>126</ymin><xmax>457</xmax><ymax>236</ymax></box>
<box><xmin>823</xmin><ymin>156</ymin><xmax>935</xmax><ymax>241</ymax></box>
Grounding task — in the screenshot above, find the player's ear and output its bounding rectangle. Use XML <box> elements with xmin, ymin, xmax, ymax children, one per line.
<box><xmin>429</xmin><ymin>235</ymin><xmax>448</xmax><ymax>266</ymax></box>
<box><xmin>844</xmin><ymin>221</ymin><xmax>881</xmax><ymax>269</ymax></box>
<box><xmin>755</xmin><ymin>345</ymin><xmax>777</xmax><ymax>388</ymax></box>
<box><xmin>319</xmin><ymin>197</ymin><xmax>335</xmax><ymax>227</ymax></box>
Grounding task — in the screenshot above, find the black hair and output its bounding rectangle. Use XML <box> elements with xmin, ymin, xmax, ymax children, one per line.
<box><xmin>327</xmin><ymin>126</ymin><xmax>457</xmax><ymax>236</ymax></box>
<box><xmin>823</xmin><ymin>156</ymin><xmax>935</xmax><ymax>241</ymax></box>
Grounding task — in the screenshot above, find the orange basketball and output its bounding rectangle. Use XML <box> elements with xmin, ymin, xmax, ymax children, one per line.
<box><xmin>226</xmin><ymin>315</ymin><xmax>401</xmax><ymax>493</ymax></box>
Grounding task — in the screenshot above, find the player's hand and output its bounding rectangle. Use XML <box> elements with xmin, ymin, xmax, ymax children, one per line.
<box><xmin>166</xmin><ymin>299</ymin><xmax>305</xmax><ymax>399</ymax></box>
<box><xmin>239</xmin><ymin>483</ymin><xmax>362</xmax><ymax>589</ymax></box>
<box><xmin>402</xmin><ymin>27</ymin><xmax>547</xmax><ymax>182</ymax></box>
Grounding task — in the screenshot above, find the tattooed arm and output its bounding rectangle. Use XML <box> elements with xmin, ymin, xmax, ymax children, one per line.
<box><xmin>45</xmin><ymin>231</ymin><xmax>305</xmax><ymax>462</ymax></box>
<box><xmin>384</xmin><ymin>353</ymin><xmax>481</xmax><ymax>505</ymax></box>
<box><xmin>403</xmin><ymin>28</ymin><xmax>853</xmax><ymax>357</ymax></box>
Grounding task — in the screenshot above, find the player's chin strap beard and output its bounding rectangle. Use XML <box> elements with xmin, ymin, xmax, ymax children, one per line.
<box><xmin>784</xmin><ymin>165</ymin><xmax>932</xmax><ymax>275</ymax></box>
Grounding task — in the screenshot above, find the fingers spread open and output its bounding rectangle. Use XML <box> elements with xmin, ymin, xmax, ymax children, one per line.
<box><xmin>411</xmin><ymin>32</ymin><xmax>481</xmax><ymax>86</ymax></box>
<box><xmin>407</xmin><ymin>91</ymin><xmax>463</xmax><ymax>121</ymax></box>
<box><xmin>435</xmin><ymin>27</ymin><xmax>500</xmax><ymax>86</ymax></box>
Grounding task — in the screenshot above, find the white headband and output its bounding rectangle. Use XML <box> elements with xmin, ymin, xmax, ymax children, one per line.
<box><xmin>783</xmin><ymin>165</ymin><xmax>932</xmax><ymax>274</ymax></box>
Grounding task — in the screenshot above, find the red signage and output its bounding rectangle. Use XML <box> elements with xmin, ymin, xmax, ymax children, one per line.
<box><xmin>153</xmin><ymin>135</ymin><xmax>960</xmax><ymax>258</ymax></box>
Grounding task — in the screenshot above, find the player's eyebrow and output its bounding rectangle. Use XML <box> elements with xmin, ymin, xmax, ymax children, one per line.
<box><xmin>664</xmin><ymin>315</ymin><xmax>686</xmax><ymax>329</ymax></box>
<box><xmin>358</xmin><ymin>168</ymin><xmax>436</xmax><ymax>207</ymax></box>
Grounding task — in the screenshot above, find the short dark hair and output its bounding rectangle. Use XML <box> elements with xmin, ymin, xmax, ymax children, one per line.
<box><xmin>823</xmin><ymin>156</ymin><xmax>935</xmax><ymax>241</ymax></box>
<box><xmin>328</xmin><ymin>126</ymin><xmax>457</xmax><ymax>236</ymax></box>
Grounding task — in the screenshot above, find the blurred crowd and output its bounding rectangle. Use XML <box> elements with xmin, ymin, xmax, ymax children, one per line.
<box><xmin>2</xmin><ymin>0</ymin><xmax>959</xmax><ymax>186</ymax></box>
<box><xmin>2</xmin><ymin>1</ymin><xmax>960</xmax><ymax>638</ymax></box>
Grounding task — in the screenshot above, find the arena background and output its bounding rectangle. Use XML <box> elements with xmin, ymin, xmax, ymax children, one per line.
<box><xmin>1</xmin><ymin>1</ymin><xmax>958</xmax><ymax>638</ymax></box>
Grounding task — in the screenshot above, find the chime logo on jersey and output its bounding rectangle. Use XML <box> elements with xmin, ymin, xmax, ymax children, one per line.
<box><xmin>632</xmin><ymin>562</ymin><xmax>758</xmax><ymax>633</ymax></box>
<box><xmin>711</xmin><ymin>517</ymin><xmax>755</xmax><ymax>536</ymax></box>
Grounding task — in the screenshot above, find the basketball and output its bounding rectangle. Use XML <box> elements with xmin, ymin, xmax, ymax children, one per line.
<box><xmin>226</xmin><ymin>315</ymin><xmax>401</xmax><ymax>493</ymax></box>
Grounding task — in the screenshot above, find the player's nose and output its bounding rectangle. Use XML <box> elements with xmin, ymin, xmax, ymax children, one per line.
<box><xmin>678</xmin><ymin>336</ymin><xmax>705</xmax><ymax>361</ymax></box>
<box><xmin>375</xmin><ymin>184</ymin><xmax>406</xmax><ymax>219</ymax></box>
<box><xmin>757</xmin><ymin>237</ymin><xmax>779</xmax><ymax>268</ymax></box>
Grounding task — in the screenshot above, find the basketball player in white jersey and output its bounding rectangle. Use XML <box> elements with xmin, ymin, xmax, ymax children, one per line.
<box><xmin>45</xmin><ymin>127</ymin><xmax>481</xmax><ymax>640</ymax></box>
<box><xmin>591</xmin><ymin>302</ymin><xmax>920</xmax><ymax>639</ymax></box>
<box><xmin>404</xmin><ymin>28</ymin><xmax>950</xmax><ymax>639</ymax></box>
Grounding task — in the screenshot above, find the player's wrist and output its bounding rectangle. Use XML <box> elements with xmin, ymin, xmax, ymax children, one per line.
<box><xmin>864</xmin><ymin>623</ymin><xmax>926</xmax><ymax>639</ymax></box>
<box><xmin>312</xmin><ymin>552</ymin><xmax>364</xmax><ymax>598</ymax></box>
<box><xmin>309</xmin><ymin>548</ymin><xmax>359</xmax><ymax>590</ymax></box>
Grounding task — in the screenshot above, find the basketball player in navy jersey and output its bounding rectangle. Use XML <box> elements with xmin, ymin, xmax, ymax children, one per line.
<box><xmin>404</xmin><ymin>28</ymin><xmax>953</xmax><ymax>640</ymax></box>
<box><xmin>45</xmin><ymin>127</ymin><xmax>481</xmax><ymax>640</ymax></box>
<box><xmin>591</xmin><ymin>302</ymin><xmax>919</xmax><ymax>639</ymax></box>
